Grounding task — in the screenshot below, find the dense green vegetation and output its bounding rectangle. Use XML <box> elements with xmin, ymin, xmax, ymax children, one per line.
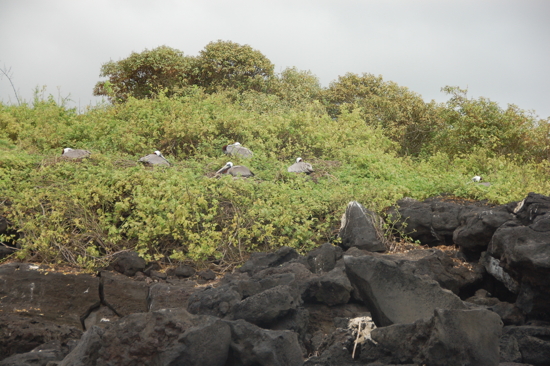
<box><xmin>1</xmin><ymin>41</ymin><xmax>549</xmax><ymax>269</ymax></box>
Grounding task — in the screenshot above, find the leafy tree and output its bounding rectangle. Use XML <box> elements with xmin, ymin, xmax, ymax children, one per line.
<box><xmin>193</xmin><ymin>40</ymin><xmax>274</xmax><ymax>93</ymax></box>
<box><xmin>93</xmin><ymin>46</ymin><xmax>194</xmax><ymax>103</ymax></box>
<box><xmin>433</xmin><ymin>86</ymin><xmax>546</xmax><ymax>161</ymax></box>
<box><xmin>323</xmin><ymin>73</ymin><xmax>444</xmax><ymax>156</ymax></box>
<box><xmin>268</xmin><ymin>67</ymin><xmax>322</xmax><ymax>105</ymax></box>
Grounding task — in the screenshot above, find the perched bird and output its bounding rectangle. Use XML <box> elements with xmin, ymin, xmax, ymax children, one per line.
<box><xmin>222</xmin><ymin>142</ymin><xmax>253</xmax><ymax>158</ymax></box>
<box><xmin>216</xmin><ymin>162</ymin><xmax>254</xmax><ymax>177</ymax></box>
<box><xmin>288</xmin><ymin>157</ymin><xmax>314</xmax><ymax>175</ymax></box>
<box><xmin>138</xmin><ymin>150</ymin><xmax>171</xmax><ymax>166</ymax></box>
<box><xmin>472</xmin><ymin>175</ymin><xmax>491</xmax><ymax>186</ymax></box>
<box><xmin>61</xmin><ymin>148</ymin><xmax>91</xmax><ymax>159</ymax></box>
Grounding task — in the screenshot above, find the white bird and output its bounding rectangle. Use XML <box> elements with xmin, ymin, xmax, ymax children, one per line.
<box><xmin>472</xmin><ymin>176</ymin><xmax>482</xmax><ymax>182</ymax></box>
<box><xmin>222</xmin><ymin>142</ymin><xmax>253</xmax><ymax>158</ymax></box>
<box><xmin>61</xmin><ymin>148</ymin><xmax>91</xmax><ymax>159</ymax></box>
<box><xmin>138</xmin><ymin>150</ymin><xmax>171</xmax><ymax>166</ymax></box>
<box><xmin>216</xmin><ymin>162</ymin><xmax>254</xmax><ymax>177</ymax></box>
<box><xmin>288</xmin><ymin>157</ymin><xmax>314</xmax><ymax>174</ymax></box>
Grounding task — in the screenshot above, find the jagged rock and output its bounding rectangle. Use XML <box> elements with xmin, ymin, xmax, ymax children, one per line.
<box><xmin>106</xmin><ymin>251</ymin><xmax>146</xmax><ymax>277</ymax></box>
<box><xmin>501</xmin><ymin>325</ymin><xmax>550</xmax><ymax>366</ymax></box>
<box><xmin>453</xmin><ymin>206</ymin><xmax>513</xmax><ymax>253</ymax></box>
<box><xmin>306</xmin><ymin>243</ymin><xmax>343</xmax><ymax>274</ymax></box>
<box><xmin>371</xmin><ymin>308</ymin><xmax>502</xmax><ymax>366</ymax></box>
<box><xmin>304</xmin><ymin>266</ymin><xmax>353</xmax><ymax>306</ymax></box>
<box><xmin>187</xmin><ymin>285</ymin><xmax>241</xmax><ymax>318</ymax></box>
<box><xmin>99</xmin><ymin>270</ymin><xmax>149</xmax><ymax>317</ymax></box>
<box><xmin>345</xmin><ymin>254</ymin><xmax>466</xmax><ymax>326</ymax></box>
<box><xmin>231</xmin><ymin>285</ymin><xmax>299</xmax><ymax>326</ymax></box>
<box><xmin>0</xmin><ymin>263</ymin><xmax>99</xmax><ymax>328</ymax></box>
<box><xmin>225</xmin><ymin>319</ymin><xmax>303</xmax><ymax>366</ymax></box>
<box><xmin>0</xmin><ymin>314</ymin><xmax>82</xmax><ymax>361</ymax></box>
<box><xmin>238</xmin><ymin>246</ymin><xmax>300</xmax><ymax>275</ymax></box>
<box><xmin>338</xmin><ymin>201</ymin><xmax>386</xmax><ymax>252</ymax></box>
<box><xmin>147</xmin><ymin>281</ymin><xmax>198</xmax><ymax>311</ymax></box>
<box><xmin>59</xmin><ymin>308</ymin><xmax>232</xmax><ymax>366</ymax></box>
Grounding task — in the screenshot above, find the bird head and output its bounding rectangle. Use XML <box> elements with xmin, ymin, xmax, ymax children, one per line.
<box><xmin>216</xmin><ymin>162</ymin><xmax>233</xmax><ymax>174</ymax></box>
<box><xmin>296</xmin><ymin>157</ymin><xmax>303</xmax><ymax>163</ymax></box>
<box><xmin>62</xmin><ymin>148</ymin><xmax>73</xmax><ymax>154</ymax></box>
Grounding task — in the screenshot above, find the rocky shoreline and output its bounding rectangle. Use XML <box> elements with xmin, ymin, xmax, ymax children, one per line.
<box><xmin>0</xmin><ymin>192</ymin><xmax>549</xmax><ymax>365</ymax></box>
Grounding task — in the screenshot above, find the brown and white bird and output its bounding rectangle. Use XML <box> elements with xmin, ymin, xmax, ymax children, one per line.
<box><xmin>222</xmin><ymin>142</ymin><xmax>253</xmax><ymax>158</ymax></box>
<box><xmin>216</xmin><ymin>162</ymin><xmax>254</xmax><ymax>177</ymax></box>
<box><xmin>61</xmin><ymin>148</ymin><xmax>91</xmax><ymax>159</ymax></box>
<box><xmin>138</xmin><ymin>150</ymin><xmax>171</xmax><ymax>166</ymax></box>
<box><xmin>287</xmin><ymin>157</ymin><xmax>314</xmax><ymax>175</ymax></box>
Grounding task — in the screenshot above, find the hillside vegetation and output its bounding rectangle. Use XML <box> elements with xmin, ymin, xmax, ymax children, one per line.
<box><xmin>1</xmin><ymin>41</ymin><xmax>549</xmax><ymax>269</ymax></box>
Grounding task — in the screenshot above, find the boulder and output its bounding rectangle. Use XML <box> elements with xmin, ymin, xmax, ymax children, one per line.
<box><xmin>231</xmin><ymin>285</ymin><xmax>299</xmax><ymax>326</ymax></box>
<box><xmin>501</xmin><ymin>325</ymin><xmax>550</xmax><ymax>366</ymax></box>
<box><xmin>371</xmin><ymin>308</ymin><xmax>503</xmax><ymax>366</ymax></box>
<box><xmin>386</xmin><ymin>197</ymin><xmax>464</xmax><ymax>246</ymax></box>
<box><xmin>338</xmin><ymin>201</ymin><xmax>386</xmax><ymax>252</ymax></box>
<box><xmin>514</xmin><ymin>192</ymin><xmax>550</xmax><ymax>226</ymax></box>
<box><xmin>306</xmin><ymin>243</ymin><xmax>343</xmax><ymax>273</ymax></box>
<box><xmin>0</xmin><ymin>263</ymin><xmax>99</xmax><ymax>328</ymax></box>
<box><xmin>59</xmin><ymin>308</ymin><xmax>232</xmax><ymax>366</ymax></box>
<box><xmin>465</xmin><ymin>289</ymin><xmax>525</xmax><ymax>325</ymax></box>
<box><xmin>453</xmin><ymin>206</ymin><xmax>513</xmax><ymax>253</ymax></box>
<box><xmin>225</xmin><ymin>319</ymin><xmax>303</xmax><ymax>366</ymax></box>
<box><xmin>386</xmin><ymin>196</ymin><xmax>504</xmax><ymax>247</ymax></box>
<box><xmin>384</xmin><ymin>248</ymin><xmax>484</xmax><ymax>296</ymax></box>
<box><xmin>239</xmin><ymin>246</ymin><xmax>300</xmax><ymax>275</ymax></box>
<box><xmin>187</xmin><ymin>284</ymin><xmax>241</xmax><ymax>318</ymax></box>
<box><xmin>173</xmin><ymin>264</ymin><xmax>195</xmax><ymax>278</ymax></box>
<box><xmin>488</xmin><ymin>210</ymin><xmax>550</xmax><ymax>319</ymax></box>
<box><xmin>344</xmin><ymin>254</ymin><xmax>467</xmax><ymax>326</ymax></box>
<box><xmin>106</xmin><ymin>251</ymin><xmax>146</xmax><ymax>277</ymax></box>
<box><xmin>303</xmin><ymin>266</ymin><xmax>353</xmax><ymax>306</ymax></box>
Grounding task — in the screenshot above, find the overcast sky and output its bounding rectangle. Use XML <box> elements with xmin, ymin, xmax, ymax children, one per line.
<box><xmin>1</xmin><ymin>0</ymin><xmax>549</xmax><ymax>118</ymax></box>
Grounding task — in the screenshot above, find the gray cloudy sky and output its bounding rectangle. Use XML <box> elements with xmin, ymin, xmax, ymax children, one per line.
<box><xmin>1</xmin><ymin>0</ymin><xmax>549</xmax><ymax>118</ymax></box>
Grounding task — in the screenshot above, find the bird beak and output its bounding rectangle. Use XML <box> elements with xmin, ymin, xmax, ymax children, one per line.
<box><xmin>216</xmin><ymin>165</ymin><xmax>229</xmax><ymax>174</ymax></box>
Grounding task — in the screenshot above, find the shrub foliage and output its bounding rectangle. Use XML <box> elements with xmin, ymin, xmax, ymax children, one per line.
<box><xmin>1</xmin><ymin>41</ymin><xmax>549</xmax><ymax>269</ymax></box>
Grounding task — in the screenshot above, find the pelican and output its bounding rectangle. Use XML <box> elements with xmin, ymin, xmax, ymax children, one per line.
<box><xmin>288</xmin><ymin>157</ymin><xmax>314</xmax><ymax>174</ymax></box>
<box><xmin>61</xmin><ymin>148</ymin><xmax>91</xmax><ymax>159</ymax></box>
<box><xmin>138</xmin><ymin>150</ymin><xmax>171</xmax><ymax>166</ymax></box>
<box><xmin>216</xmin><ymin>162</ymin><xmax>254</xmax><ymax>177</ymax></box>
<box><xmin>472</xmin><ymin>176</ymin><xmax>482</xmax><ymax>182</ymax></box>
<box><xmin>222</xmin><ymin>142</ymin><xmax>253</xmax><ymax>158</ymax></box>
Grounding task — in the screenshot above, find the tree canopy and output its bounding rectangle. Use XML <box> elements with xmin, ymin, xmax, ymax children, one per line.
<box><xmin>93</xmin><ymin>45</ymin><xmax>194</xmax><ymax>103</ymax></box>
